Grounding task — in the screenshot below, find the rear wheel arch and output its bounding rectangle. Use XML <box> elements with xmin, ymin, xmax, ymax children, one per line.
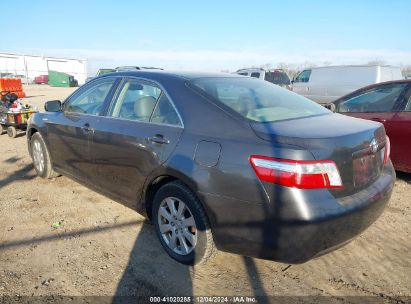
<box><xmin>144</xmin><ymin>175</ymin><xmax>179</xmax><ymax>220</ymax></box>
<box><xmin>143</xmin><ymin>174</ymin><xmax>202</xmax><ymax>221</ymax></box>
<box><xmin>149</xmin><ymin>177</ymin><xmax>216</xmax><ymax>265</ymax></box>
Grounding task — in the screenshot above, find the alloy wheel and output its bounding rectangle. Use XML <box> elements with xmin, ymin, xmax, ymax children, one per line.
<box><xmin>157</xmin><ymin>197</ymin><xmax>197</xmax><ymax>255</ymax></box>
<box><xmin>32</xmin><ymin>140</ymin><xmax>45</xmax><ymax>173</ymax></box>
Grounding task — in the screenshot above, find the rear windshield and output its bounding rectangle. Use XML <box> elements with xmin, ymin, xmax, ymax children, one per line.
<box><xmin>265</xmin><ymin>72</ymin><xmax>290</xmax><ymax>85</ymax></box>
<box><xmin>98</xmin><ymin>69</ymin><xmax>116</xmax><ymax>76</ymax></box>
<box><xmin>190</xmin><ymin>77</ymin><xmax>330</xmax><ymax>122</ymax></box>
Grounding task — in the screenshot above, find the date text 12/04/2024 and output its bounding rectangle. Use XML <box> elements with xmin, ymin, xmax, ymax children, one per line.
<box><xmin>149</xmin><ymin>296</ymin><xmax>258</xmax><ymax>303</ymax></box>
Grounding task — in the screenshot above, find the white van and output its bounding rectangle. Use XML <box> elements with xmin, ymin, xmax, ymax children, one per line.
<box><xmin>291</xmin><ymin>65</ymin><xmax>403</xmax><ymax>104</ymax></box>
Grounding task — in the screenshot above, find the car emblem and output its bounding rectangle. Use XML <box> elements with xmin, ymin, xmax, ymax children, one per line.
<box><xmin>370</xmin><ymin>138</ymin><xmax>378</xmax><ymax>154</ymax></box>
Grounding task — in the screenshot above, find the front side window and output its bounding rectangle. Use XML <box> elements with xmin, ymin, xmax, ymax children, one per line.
<box><xmin>64</xmin><ymin>77</ymin><xmax>117</xmax><ymax>115</ymax></box>
<box><xmin>337</xmin><ymin>84</ymin><xmax>407</xmax><ymax>113</ymax></box>
<box><xmin>404</xmin><ymin>95</ymin><xmax>411</xmax><ymax>111</ymax></box>
<box><xmin>250</xmin><ymin>72</ymin><xmax>260</xmax><ymax>78</ymax></box>
<box><xmin>294</xmin><ymin>70</ymin><xmax>311</xmax><ymax>83</ymax></box>
<box><xmin>109</xmin><ymin>79</ymin><xmax>161</xmax><ymax>122</ymax></box>
<box><xmin>401</xmin><ymin>87</ymin><xmax>411</xmax><ymax>111</ymax></box>
<box><xmin>190</xmin><ymin>77</ymin><xmax>330</xmax><ymax>123</ymax></box>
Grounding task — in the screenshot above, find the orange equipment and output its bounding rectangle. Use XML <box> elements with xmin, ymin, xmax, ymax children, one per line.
<box><xmin>0</xmin><ymin>78</ymin><xmax>26</xmax><ymax>98</ymax></box>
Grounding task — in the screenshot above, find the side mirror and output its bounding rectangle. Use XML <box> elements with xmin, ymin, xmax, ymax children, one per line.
<box><xmin>44</xmin><ymin>100</ymin><xmax>62</xmax><ymax>112</ymax></box>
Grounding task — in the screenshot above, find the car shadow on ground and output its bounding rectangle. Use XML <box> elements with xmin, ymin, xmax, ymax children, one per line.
<box><xmin>396</xmin><ymin>171</ymin><xmax>411</xmax><ymax>184</ymax></box>
<box><xmin>112</xmin><ymin>223</ymin><xmax>270</xmax><ymax>303</ymax></box>
<box><xmin>15</xmin><ymin>132</ymin><xmax>27</xmax><ymax>138</ymax></box>
<box><xmin>3</xmin><ymin>156</ymin><xmax>23</xmax><ymax>164</ymax></box>
<box><xmin>0</xmin><ymin>132</ymin><xmax>27</xmax><ymax>138</ymax></box>
<box><xmin>0</xmin><ymin>220</ymin><xmax>143</xmax><ymax>251</ymax></box>
<box><xmin>0</xmin><ymin>163</ymin><xmax>35</xmax><ymax>188</ymax></box>
<box><xmin>24</xmin><ymin>95</ymin><xmax>45</xmax><ymax>98</ymax></box>
<box><xmin>113</xmin><ymin>221</ymin><xmax>193</xmax><ymax>302</ymax></box>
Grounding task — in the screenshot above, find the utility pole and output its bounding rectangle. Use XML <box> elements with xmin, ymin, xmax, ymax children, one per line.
<box><xmin>23</xmin><ymin>55</ymin><xmax>29</xmax><ymax>85</ymax></box>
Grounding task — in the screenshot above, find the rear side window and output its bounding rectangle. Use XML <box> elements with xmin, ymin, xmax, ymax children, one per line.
<box><xmin>108</xmin><ymin>79</ymin><xmax>182</xmax><ymax>126</ymax></box>
<box><xmin>109</xmin><ymin>79</ymin><xmax>161</xmax><ymax>121</ymax></box>
<box><xmin>337</xmin><ymin>84</ymin><xmax>407</xmax><ymax>113</ymax></box>
<box><xmin>294</xmin><ymin>70</ymin><xmax>311</xmax><ymax>83</ymax></box>
<box><xmin>190</xmin><ymin>77</ymin><xmax>330</xmax><ymax>122</ymax></box>
<box><xmin>151</xmin><ymin>94</ymin><xmax>182</xmax><ymax>126</ymax></box>
<box><xmin>250</xmin><ymin>72</ymin><xmax>260</xmax><ymax>78</ymax></box>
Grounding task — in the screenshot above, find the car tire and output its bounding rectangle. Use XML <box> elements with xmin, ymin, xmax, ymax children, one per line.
<box><xmin>152</xmin><ymin>181</ymin><xmax>216</xmax><ymax>265</ymax></box>
<box><xmin>7</xmin><ymin>126</ymin><xmax>17</xmax><ymax>138</ymax></box>
<box><xmin>30</xmin><ymin>132</ymin><xmax>59</xmax><ymax>179</ymax></box>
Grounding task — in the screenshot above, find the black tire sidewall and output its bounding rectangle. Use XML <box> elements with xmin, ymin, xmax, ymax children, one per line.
<box><xmin>152</xmin><ymin>183</ymin><xmax>209</xmax><ymax>265</ymax></box>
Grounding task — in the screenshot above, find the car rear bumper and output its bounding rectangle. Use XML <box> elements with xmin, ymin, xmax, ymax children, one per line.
<box><xmin>200</xmin><ymin>162</ymin><xmax>395</xmax><ymax>263</ymax></box>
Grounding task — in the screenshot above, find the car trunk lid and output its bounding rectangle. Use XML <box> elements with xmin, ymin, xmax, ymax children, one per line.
<box><xmin>250</xmin><ymin>113</ymin><xmax>387</xmax><ymax>197</ymax></box>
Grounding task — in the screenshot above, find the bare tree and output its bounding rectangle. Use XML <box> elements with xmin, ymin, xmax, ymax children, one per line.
<box><xmin>303</xmin><ymin>61</ymin><xmax>318</xmax><ymax>68</ymax></box>
<box><xmin>277</xmin><ymin>62</ymin><xmax>289</xmax><ymax>71</ymax></box>
<box><xmin>260</xmin><ymin>63</ymin><xmax>272</xmax><ymax>70</ymax></box>
<box><xmin>367</xmin><ymin>59</ymin><xmax>386</xmax><ymax>65</ymax></box>
<box><xmin>401</xmin><ymin>65</ymin><xmax>411</xmax><ymax>78</ymax></box>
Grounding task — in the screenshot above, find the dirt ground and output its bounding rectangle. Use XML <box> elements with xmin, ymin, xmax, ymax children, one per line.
<box><xmin>0</xmin><ymin>85</ymin><xmax>410</xmax><ymax>303</ymax></box>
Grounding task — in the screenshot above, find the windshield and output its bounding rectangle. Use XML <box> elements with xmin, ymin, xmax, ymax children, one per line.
<box><xmin>265</xmin><ymin>72</ymin><xmax>290</xmax><ymax>85</ymax></box>
<box><xmin>98</xmin><ymin>69</ymin><xmax>115</xmax><ymax>76</ymax></box>
<box><xmin>190</xmin><ymin>77</ymin><xmax>330</xmax><ymax>122</ymax></box>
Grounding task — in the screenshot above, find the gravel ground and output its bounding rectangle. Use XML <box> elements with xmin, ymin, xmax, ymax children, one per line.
<box><xmin>0</xmin><ymin>85</ymin><xmax>409</xmax><ymax>303</ymax></box>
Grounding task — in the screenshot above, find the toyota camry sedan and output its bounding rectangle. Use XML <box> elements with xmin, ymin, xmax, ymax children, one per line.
<box><xmin>27</xmin><ymin>71</ymin><xmax>395</xmax><ymax>265</ymax></box>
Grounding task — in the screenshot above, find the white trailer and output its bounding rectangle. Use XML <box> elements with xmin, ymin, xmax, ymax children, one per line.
<box><xmin>0</xmin><ymin>52</ymin><xmax>87</xmax><ymax>85</ymax></box>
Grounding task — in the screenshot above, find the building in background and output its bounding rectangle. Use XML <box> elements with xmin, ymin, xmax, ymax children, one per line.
<box><xmin>0</xmin><ymin>52</ymin><xmax>87</xmax><ymax>85</ymax></box>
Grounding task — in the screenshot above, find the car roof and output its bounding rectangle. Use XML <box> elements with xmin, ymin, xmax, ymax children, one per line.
<box><xmin>236</xmin><ymin>68</ymin><xmax>265</xmax><ymax>72</ymax></box>
<box><xmin>333</xmin><ymin>79</ymin><xmax>411</xmax><ymax>103</ymax></box>
<box><xmin>101</xmin><ymin>70</ymin><xmax>243</xmax><ymax>81</ymax></box>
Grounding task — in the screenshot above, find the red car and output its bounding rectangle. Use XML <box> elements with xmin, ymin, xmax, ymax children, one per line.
<box><xmin>333</xmin><ymin>80</ymin><xmax>411</xmax><ymax>173</ymax></box>
<box><xmin>34</xmin><ymin>75</ymin><xmax>48</xmax><ymax>84</ymax></box>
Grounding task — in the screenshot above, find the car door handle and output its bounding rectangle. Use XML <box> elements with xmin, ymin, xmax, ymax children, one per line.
<box><xmin>81</xmin><ymin>123</ymin><xmax>94</xmax><ymax>134</ymax></box>
<box><xmin>371</xmin><ymin>118</ymin><xmax>386</xmax><ymax>123</ymax></box>
<box><xmin>147</xmin><ymin>134</ymin><xmax>170</xmax><ymax>144</ymax></box>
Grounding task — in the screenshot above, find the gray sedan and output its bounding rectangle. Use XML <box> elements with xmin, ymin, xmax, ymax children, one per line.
<box><xmin>27</xmin><ymin>71</ymin><xmax>395</xmax><ymax>265</ymax></box>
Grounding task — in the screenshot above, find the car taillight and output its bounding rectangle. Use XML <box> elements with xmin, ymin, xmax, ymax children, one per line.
<box><xmin>249</xmin><ymin>155</ymin><xmax>343</xmax><ymax>189</ymax></box>
<box><xmin>384</xmin><ymin>136</ymin><xmax>390</xmax><ymax>165</ymax></box>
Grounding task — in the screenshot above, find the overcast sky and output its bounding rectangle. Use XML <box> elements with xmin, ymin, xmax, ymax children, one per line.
<box><xmin>3</xmin><ymin>0</ymin><xmax>411</xmax><ymax>73</ymax></box>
